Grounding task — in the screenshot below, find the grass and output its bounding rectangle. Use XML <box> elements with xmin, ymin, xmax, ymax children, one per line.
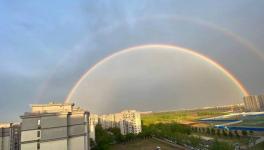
<box><xmin>110</xmin><ymin>138</ymin><xmax>180</xmax><ymax>150</ymax></box>
<box><xmin>194</xmin><ymin>132</ymin><xmax>250</xmax><ymax>145</ymax></box>
<box><xmin>236</xmin><ymin>116</ymin><xmax>264</xmax><ymax>127</ymax></box>
<box><xmin>249</xmin><ymin>142</ymin><xmax>264</xmax><ymax>150</ymax></box>
<box><xmin>141</xmin><ymin>110</ymin><xmax>227</xmax><ymax>126</ymax></box>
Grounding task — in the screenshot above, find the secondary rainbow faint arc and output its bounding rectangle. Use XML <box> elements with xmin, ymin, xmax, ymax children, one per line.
<box><xmin>65</xmin><ymin>44</ymin><xmax>249</xmax><ymax>102</ymax></box>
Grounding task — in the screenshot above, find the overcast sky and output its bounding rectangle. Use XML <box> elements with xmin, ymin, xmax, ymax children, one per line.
<box><xmin>1</xmin><ymin>0</ymin><xmax>264</xmax><ymax>122</ymax></box>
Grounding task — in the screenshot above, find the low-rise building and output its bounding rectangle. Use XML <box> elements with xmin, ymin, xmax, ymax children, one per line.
<box><xmin>0</xmin><ymin>123</ymin><xmax>20</xmax><ymax>150</ymax></box>
<box><xmin>20</xmin><ymin>102</ymin><xmax>90</xmax><ymax>150</ymax></box>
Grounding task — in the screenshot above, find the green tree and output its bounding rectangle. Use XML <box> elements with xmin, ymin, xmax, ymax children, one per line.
<box><xmin>216</xmin><ymin>129</ymin><xmax>221</xmax><ymax>136</ymax></box>
<box><xmin>207</xmin><ymin>128</ymin><xmax>211</xmax><ymax>134</ymax></box>
<box><xmin>94</xmin><ymin>125</ymin><xmax>113</xmax><ymax>150</ymax></box>
<box><xmin>211</xmin><ymin>128</ymin><xmax>215</xmax><ymax>135</ymax></box>
<box><xmin>189</xmin><ymin>136</ymin><xmax>202</xmax><ymax>148</ymax></box>
<box><xmin>90</xmin><ymin>138</ymin><xmax>96</xmax><ymax>149</ymax></box>
<box><xmin>249</xmin><ymin>130</ymin><xmax>254</xmax><ymax>136</ymax></box>
<box><xmin>242</xmin><ymin>130</ymin><xmax>248</xmax><ymax>137</ymax></box>
<box><xmin>234</xmin><ymin>130</ymin><xmax>240</xmax><ymax>138</ymax></box>
<box><xmin>210</xmin><ymin>139</ymin><xmax>233</xmax><ymax>150</ymax></box>
<box><xmin>228</xmin><ymin>131</ymin><xmax>233</xmax><ymax>138</ymax></box>
<box><xmin>222</xmin><ymin>130</ymin><xmax>227</xmax><ymax>137</ymax></box>
<box><xmin>108</xmin><ymin>127</ymin><xmax>125</xmax><ymax>143</ymax></box>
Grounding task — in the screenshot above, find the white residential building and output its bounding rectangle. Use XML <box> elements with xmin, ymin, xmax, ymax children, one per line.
<box><xmin>89</xmin><ymin>114</ymin><xmax>99</xmax><ymax>141</ymax></box>
<box><xmin>20</xmin><ymin>102</ymin><xmax>90</xmax><ymax>150</ymax></box>
<box><xmin>243</xmin><ymin>95</ymin><xmax>264</xmax><ymax>112</ymax></box>
<box><xmin>98</xmin><ymin>110</ymin><xmax>142</xmax><ymax>135</ymax></box>
<box><xmin>119</xmin><ymin>110</ymin><xmax>142</xmax><ymax>135</ymax></box>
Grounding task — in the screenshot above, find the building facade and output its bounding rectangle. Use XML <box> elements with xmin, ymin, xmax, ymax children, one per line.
<box><xmin>98</xmin><ymin>110</ymin><xmax>142</xmax><ymax>135</ymax></box>
<box><xmin>0</xmin><ymin>123</ymin><xmax>20</xmax><ymax>150</ymax></box>
<box><xmin>119</xmin><ymin>110</ymin><xmax>142</xmax><ymax>135</ymax></box>
<box><xmin>20</xmin><ymin>102</ymin><xmax>90</xmax><ymax>150</ymax></box>
<box><xmin>89</xmin><ymin>114</ymin><xmax>98</xmax><ymax>141</ymax></box>
<box><xmin>243</xmin><ymin>95</ymin><xmax>264</xmax><ymax>112</ymax></box>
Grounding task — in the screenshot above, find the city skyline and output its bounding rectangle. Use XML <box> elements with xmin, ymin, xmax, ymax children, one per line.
<box><xmin>1</xmin><ymin>0</ymin><xmax>264</xmax><ymax>122</ymax></box>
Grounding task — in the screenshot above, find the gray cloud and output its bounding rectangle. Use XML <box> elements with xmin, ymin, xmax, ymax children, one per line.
<box><xmin>1</xmin><ymin>0</ymin><xmax>264</xmax><ymax>121</ymax></box>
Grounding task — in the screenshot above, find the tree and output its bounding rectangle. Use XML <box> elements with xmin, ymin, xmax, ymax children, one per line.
<box><xmin>228</xmin><ymin>131</ymin><xmax>233</xmax><ymax>138</ymax></box>
<box><xmin>207</xmin><ymin>128</ymin><xmax>211</xmax><ymax>134</ymax></box>
<box><xmin>249</xmin><ymin>130</ymin><xmax>254</xmax><ymax>136</ymax></box>
<box><xmin>216</xmin><ymin>129</ymin><xmax>221</xmax><ymax>136</ymax></box>
<box><xmin>93</xmin><ymin>125</ymin><xmax>113</xmax><ymax>150</ymax></box>
<box><xmin>210</xmin><ymin>139</ymin><xmax>233</xmax><ymax>150</ymax></box>
<box><xmin>108</xmin><ymin>127</ymin><xmax>125</xmax><ymax>143</ymax></box>
<box><xmin>211</xmin><ymin>128</ymin><xmax>215</xmax><ymax>135</ymax></box>
<box><xmin>222</xmin><ymin>130</ymin><xmax>227</xmax><ymax>137</ymax></box>
<box><xmin>189</xmin><ymin>136</ymin><xmax>202</xmax><ymax>148</ymax></box>
<box><xmin>242</xmin><ymin>130</ymin><xmax>248</xmax><ymax>137</ymax></box>
<box><xmin>234</xmin><ymin>130</ymin><xmax>240</xmax><ymax>138</ymax></box>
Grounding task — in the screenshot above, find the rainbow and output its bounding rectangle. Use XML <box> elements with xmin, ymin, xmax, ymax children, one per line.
<box><xmin>65</xmin><ymin>44</ymin><xmax>249</xmax><ymax>103</ymax></box>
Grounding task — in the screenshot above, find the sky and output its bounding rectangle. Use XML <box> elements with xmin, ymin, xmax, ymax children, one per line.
<box><xmin>1</xmin><ymin>0</ymin><xmax>264</xmax><ymax>121</ymax></box>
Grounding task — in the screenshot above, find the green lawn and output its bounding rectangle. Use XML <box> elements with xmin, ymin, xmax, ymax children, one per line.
<box><xmin>249</xmin><ymin>142</ymin><xmax>264</xmax><ymax>150</ymax></box>
<box><xmin>142</xmin><ymin>110</ymin><xmax>227</xmax><ymax>126</ymax></box>
<box><xmin>237</xmin><ymin>116</ymin><xmax>264</xmax><ymax>127</ymax></box>
<box><xmin>110</xmin><ymin>138</ymin><xmax>181</xmax><ymax>150</ymax></box>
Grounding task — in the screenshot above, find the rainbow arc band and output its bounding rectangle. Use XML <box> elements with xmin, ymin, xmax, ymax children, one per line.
<box><xmin>65</xmin><ymin>44</ymin><xmax>249</xmax><ymax>103</ymax></box>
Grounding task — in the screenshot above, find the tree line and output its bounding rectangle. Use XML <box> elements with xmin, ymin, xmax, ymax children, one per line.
<box><xmin>91</xmin><ymin>122</ymin><xmax>235</xmax><ymax>150</ymax></box>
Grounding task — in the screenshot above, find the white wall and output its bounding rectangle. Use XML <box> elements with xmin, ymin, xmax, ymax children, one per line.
<box><xmin>21</xmin><ymin>142</ymin><xmax>37</xmax><ymax>150</ymax></box>
<box><xmin>89</xmin><ymin>124</ymin><xmax>95</xmax><ymax>141</ymax></box>
<box><xmin>21</xmin><ymin>130</ymin><xmax>40</xmax><ymax>142</ymax></box>
<box><xmin>3</xmin><ymin>136</ymin><xmax>10</xmax><ymax>150</ymax></box>
<box><xmin>69</xmin><ymin>136</ymin><xmax>85</xmax><ymax>150</ymax></box>
<box><xmin>40</xmin><ymin>139</ymin><xmax>67</xmax><ymax>150</ymax></box>
<box><xmin>0</xmin><ymin>136</ymin><xmax>10</xmax><ymax>150</ymax></box>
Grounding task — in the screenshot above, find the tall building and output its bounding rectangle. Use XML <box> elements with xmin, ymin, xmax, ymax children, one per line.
<box><xmin>20</xmin><ymin>102</ymin><xmax>90</xmax><ymax>150</ymax></box>
<box><xmin>98</xmin><ymin>110</ymin><xmax>142</xmax><ymax>135</ymax></box>
<box><xmin>0</xmin><ymin>123</ymin><xmax>20</xmax><ymax>150</ymax></box>
<box><xmin>119</xmin><ymin>110</ymin><xmax>142</xmax><ymax>135</ymax></box>
<box><xmin>99</xmin><ymin>114</ymin><xmax>115</xmax><ymax>129</ymax></box>
<box><xmin>89</xmin><ymin>114</ymin><xmax>99</xmax><ymax>141</ymax></box>
<box><xmin>243</xmin><ymin>95</ymin><xmax>264</xmax><ymax>112</ymax></box>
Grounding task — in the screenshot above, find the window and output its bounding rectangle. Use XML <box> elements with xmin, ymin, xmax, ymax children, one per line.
<box><xmin>37</xmin><ymin>131</ymin><xmax>41</xmax><ymax>138</ymax></box>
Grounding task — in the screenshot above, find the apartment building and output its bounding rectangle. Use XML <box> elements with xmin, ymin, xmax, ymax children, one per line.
<box><xmin>89</xmin><ymin>114</ymin><xmax>98</xmax><ymax>141</ymax></box>
<box><xmin>98</xmin><ymin>110</ymin><xmax>142</xmax><ymax>135</ymax></box>
<box><xmin>243</xmin><ymin>95</ymin><xmax>264</xmax><ymax>112</ymax></box>
<box><xmin>99</xmin><ymin>114</ymin><xmax>115</xmax><ymax>129</ymax></box>
<box><xmin>20</xmin><ymin>102</ymin><xmax>90</xmax><ymax>150</ymax></box>
<box><xmin>0</xmin><ymin>123</ymin><xmax>20</xmax><ymax>150</ymax></box>
<box><xmin>119</xmin><ymin>110</ymin><xmax>142</xmax><ymax>135</ymax></box>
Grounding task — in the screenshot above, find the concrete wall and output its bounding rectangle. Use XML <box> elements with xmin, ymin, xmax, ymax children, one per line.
<box><xmin>0</xmin><ymin>136</ymin><xmax>10</xmax><ymax>150</ymax></box>
<box><xmin>69</xmin><ymin>125</ymin><xmax>85</xmax><ymax>136</ymax></box>
<box><xmin>69</xmin><ymin>114</ymin><xmax>84</xmax><ymax>125</ymax></box>
<box><xmin>32</xmin><ymin>103</ymin><xmax>73</xmax><ymax>113</ymax></box>
<box><xmin>21</xmin><ymin>130</ymin><xmax>40</xmax><ymax>142</ymax></box>
<box><xmin>41</xmin><ymin>127</ymin><xmax>67</xmax><ymax>140</ymax></box>
<box><xmin>41</xmin><ymin>115</ymin><xmax>67</xmax><ymax>128</ymax></box>
<box><xmin>69</xmin><ymin>136</ymin><xmax>85</xmax><ymax>150</ymax></box>
<box><xmin>20</xmin><ymin>107</ymin><xmax>89</xmax><ymax>150</ymax></box>
<box><xmin>21</xmin><ymin>118</ymin><xmax>39</xmax><ymax>131</ymax></box>
<box><xmin>40</xmin><ymin>139</ymin><xmax>67</xmax><ymax>150</ymax></box>
<box><xmin>21</xmin><ymin>142</ymin><xmax>37</xmax><ymax>150</ymax></box>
